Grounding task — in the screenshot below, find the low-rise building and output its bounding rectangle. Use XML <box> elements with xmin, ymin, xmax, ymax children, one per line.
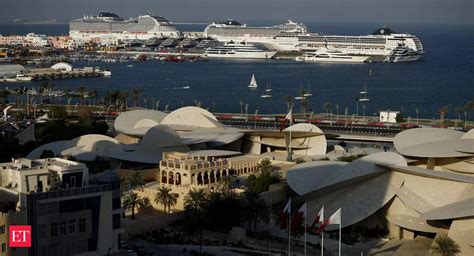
<box><xmin>0</xmin><ymin>158</ymin><xmax>123</xmax><ymax>256</ymax></box>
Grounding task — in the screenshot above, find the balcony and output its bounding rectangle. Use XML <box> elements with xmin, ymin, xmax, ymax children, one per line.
<box><xmin>30</xmin><ymin>184</ymin><xmax>112</xmax><ymax>201</ymax></box>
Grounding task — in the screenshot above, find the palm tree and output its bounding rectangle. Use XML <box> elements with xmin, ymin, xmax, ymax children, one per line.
<box><xmin>242</xmin><ymin>191</ymin><xmax>270</xmax><ymax>232</ymax></box>
<box><xmin>258</xmin><ymin>158</ymin><xmax>273</xmax><ymax>173</ymax></box>
<box><xmin>431</xmin><ymin>234</ymin><xmax>461</xmax><ymax>256</ymax></box>
<box><xmin>89</xmin><ymin>89</ymin><xmax>98</xmax><ymax>106</ymax></box>
<box><xmin>154</xmin><ymin>186</ymin><xmax>178</xmax><ymax>213</ymax></box>
<box><xmin>323</xmin><ymin>102</ymin><xmax>332</xmax><ymax>115</ymax></box>
<box><xmin>123</xmin><ymin>192</ymin><xmax>145</xmax><ymax>220</ymax></box>
<box><xmin>0</xmin><ymin>88</ymin><xmax>10</xmax><ymax>104</ymax></box>
<box><xmin>465</xmin><ymin>101</ymin><xmax>474</xmax><ymax>121</ymax></box>
<box><xmin>132</xmin><ymin>88</ymin><xmax>143</xmax><ymax>108</ymax></box>
<box><xmin>184</xmin><ymin>188</ymin><xmax>207</xmax><ymax>211</ymax></box>
<box><xmin>78</xmin><ymin>85</ymin><xmax>86</xmax><ymax>106</ymax></box>
<box><xmin>127</xmin><ymin>171</ymin><xmax>145</xmax><ymax>191</ymax></box>
<box><xmin>439</xmin><ymin>105</ymin><xmax>449</xmax><ymax>125</ymax></box>
<box><xmin>284</xmin><ymin>95</ymin><xmax>294</xmax><ymax>112</ymax></box>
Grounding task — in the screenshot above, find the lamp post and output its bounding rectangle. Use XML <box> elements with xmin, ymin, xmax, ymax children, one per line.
<box><xmin>245</xmin><ymin>103</ymin><xmax>249</xmax><ymax>122</ymax></box>
<box><xmin>254</xmin><ymin>109</ymin><xmax>259</xmax><ymax>129</ymax></box>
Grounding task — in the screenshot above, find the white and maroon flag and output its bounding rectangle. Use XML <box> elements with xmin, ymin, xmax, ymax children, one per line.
<box><xmin>280</xmin><ymin>198</ymin><xmax>291</xmax><ymax>229</ymax></box>
<box><xmin>310</xmin><ymin>205</ymin><xmax>324</xmax><ymax>231</ymax></box>
<box><xmin>291</xmin><ymin>203</ymin><xmax>306</xmax><ymax>231</ymax></box>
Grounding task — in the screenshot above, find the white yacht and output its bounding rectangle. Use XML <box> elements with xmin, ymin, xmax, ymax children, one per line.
<box><xmin>205</xmin><ymin>42</ymin><xmax>276</xmax><ymax>59</ymax></box>
<box><xmin>16</xmin><ymin>74</ymin><xmax>34</xmax><ymax>81</ymax></box>
<box><xmin>295</xmin><ymin>48</ymin><xmax>370</xmax><ymax>63</ymax></box>
<box><xmin>384</xmin><ymin>43</ymin><xmax>423</xmax><ymax>63</ymax></box>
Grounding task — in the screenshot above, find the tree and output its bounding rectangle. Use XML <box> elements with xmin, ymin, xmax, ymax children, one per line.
<box><xmin>132</xmin><ymin>88</ymin><xmax>143</xmax><ymax>108</ymax></box>
<box><xmin>50</xmin><ymin>105</ymin><xmax>67</xmax><ymax>120</ymax></box>
<box><xmin>127</xmin><ymin>171</ymin><xmax>145</xmax><ymax>191</ymax></box>
<box><xmin>464</xmin><ymin>101</ymin><xmax>474</xmax><ymax>121</ymax></box>
<box><xmin>78</xmin><ymin>85</ymin><xmax>87</xmax><ymax>106</ymax></box>
<box><xmin>247</xmin><ymin>159</ymin><xmax>279</xmax><ymax>194</ymax></box>
<box><xmin>439</xmin><ymin>105</ymin><xmax>449</xmax><ymax>124</ymax></box>
<box><xmin>241</xmin><ymin>191</ymin><xmax>270</xmax><ymax>232</ymax></box>
<box><xmin>431</xmin><ymin>234</ymin><xmax>461</xmax><ymax>256</ymax></box>
<box><xmin>184</xmin><ymin>188</ymin><xmax>207</xmax><ymax>211</ymax></box>
<box><xmin>323</xmin><ymin>102</ymin><xmax>332</xmax><ymax>115</ymax></box>
<box><xmin>123</xmin><ymin>192</ymin><xmax>145</xmax><ymax>220</ymax></box>
<box><xmin>154</xmin><ymin>186</ymin><xmax>178</xmax><ymax>213</ymax></box>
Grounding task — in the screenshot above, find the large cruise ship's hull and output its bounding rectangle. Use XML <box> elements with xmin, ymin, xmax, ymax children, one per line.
<box><xmin>206</xmin><ymin>51</ymin><xmax>276</xmax><ymax>59</ymax></box>
<box><xmin>296</xmin><ymin>55</ymin><xmax>369</xmax><ymax>63</ymax></box>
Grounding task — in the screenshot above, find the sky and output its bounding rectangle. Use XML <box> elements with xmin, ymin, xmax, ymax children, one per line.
<box><xmin>1</xmin><ymin>0</ymin><xmax>473</xmax><ymax>25</ymax></box>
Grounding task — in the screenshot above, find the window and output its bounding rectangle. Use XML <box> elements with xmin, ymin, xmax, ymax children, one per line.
<box><xmin>1</xmin><ymin>243</ymin><xmax>5</xmax><ymax>252</ymax></box>
<box><xmin>69</xmin><ymin>219</ymin><xmax>75</xmax><ymax>234</ymax></box>
<box><xmin>0</xmin><ymin>225</ymin><xmax>4</xmax><ymax>234</ymax></box>
<box><xmin>70</xmin><ymin>176</ymin><xmax>76</xmax><ymax>188</ymax></box>
<box><xmin>60</xmin><ymin>221</ymin><xmax>66</xmax><ymax>236</ymax></box>
<box><xmin>51</xmin><ymin>223</ymin><xmax>58</xmax><ymax>237</ymax></box>
<box><xmin>78</xmin><ymin>218</ymin><xmax>86</xmax><ymax>233</ymax></box>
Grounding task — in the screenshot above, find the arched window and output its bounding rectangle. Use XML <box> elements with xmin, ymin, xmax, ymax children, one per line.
<box><xmin>168</xmin><ymin>171</ymin><xmax>174</xmax><ymax>184</ymax></box>
<box><xmin>161</xmin><ymin>171</ymin><xmax>168</xmax><ymax>183</ymax></box>
<box><xmin>175</xmin><ymin>173</ymin><xmax>181</xmax><ymax>185</ymax></box>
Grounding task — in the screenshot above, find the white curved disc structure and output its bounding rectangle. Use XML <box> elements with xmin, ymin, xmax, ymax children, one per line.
<box><xmin>61</xmin><ymin>134</ymin><xmax>122</xmax><ymax>161</ymax></box>
<box><xmin>114</xmin><ymin>109</ymin><xmax>167</xmax><ymax>136</ymax></box>
<box><xmin>161</xmin><ymin>106</ymin><xmax>221</xmax><ymax>129</ymax></box>
<box><xmin>27</xmin><ymin>140</ymin><xmax>69</xmax><ymax>159</ymax></box>
<box><xmin>284</xmin><ymin>123</ymin><xmax>327</xmax><ymax>155</ymax></box>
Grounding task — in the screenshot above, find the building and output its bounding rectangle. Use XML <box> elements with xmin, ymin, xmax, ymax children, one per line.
<box><xmin>0</xmin><ymin>158</ymin><xmax>123</xmax><ymax>256</ymax></box>
<box><xmin>286</xmin><ymin>128</ymin><xmax>474</xmax><ymax>255</ymax></box>
<box><xmin>379</xmin><ymin>110</ymin><xmax>400</xmax><ymax>123</ymax></box>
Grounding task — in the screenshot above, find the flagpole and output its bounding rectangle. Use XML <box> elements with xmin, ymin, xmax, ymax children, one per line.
<box><xmin>321</xmin><ymin>204</ymin><xmax>324</xmax><ymax>256</ymax></box>
<box><xmin>339</xmin><ymin>222</ymin><xmax>341</xmax><ymax>256</ymax></box>
<box><xmin>288</xmin><ymin>199</ymin><xmax>291</xmax><ymax>256</ymax></box>
<box><xmin>304</xmin><ymin>204</ymin><xmax>307</xmax><ymax>256</ymax></box>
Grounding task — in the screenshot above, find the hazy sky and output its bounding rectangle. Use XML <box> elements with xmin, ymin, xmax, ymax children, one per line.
<box><xmin>1</xmin><ymin>0</ymin><xmax>473</xmax><ymax>25</ymax></box>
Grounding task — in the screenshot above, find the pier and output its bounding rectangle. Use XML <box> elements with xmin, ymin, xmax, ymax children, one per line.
<box><xmin>24</xmin><ymin>67</ymin><xmax>107</xmax><ymax>80</ymax></box>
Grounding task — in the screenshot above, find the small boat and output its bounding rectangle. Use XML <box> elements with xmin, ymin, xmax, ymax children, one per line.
<box><xmin>248</xmin><ymin>73</ymin><xmax>258</xmax><ymax>88</ymax></box>
<box><xmin>101</xmin><ymin>70</ymin><xmax>112</xmax><ymax>77</ymax></box>
<box><xmin>359</xmin><ymin>81</ymin><xmax>370</xmax><ymax>102</ymax></box>
<box><xmin>172</xmin><ymin>85</ymin><xmax>191</xmax><ymax>90</ymax></box>
<box><xmin>261</xmin><ymin>93</ymin><xmax>271</xmax><ymax>98</ymax></box>
<box><xmin>294</xmin><ymin>96</ymin><xmax>305</xmax><ymax>100</ymax></box>
<box><xmin>182</xmin><ymin>86</ymin><xmax>190</xmax><ymax>89</ymax></box>
<box><xmin>127</xmin><ymin>64</ymin><xmax>134</xmax><ymax>68</ymax></box>
<box><xmin>265</xmin><ymin>81</ymin><xmax>272</xmax><ymax>92</ymax></box>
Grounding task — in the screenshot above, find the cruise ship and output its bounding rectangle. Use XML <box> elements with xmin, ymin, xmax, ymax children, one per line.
<box><xmin>69</xmin><ymin>12</ymin><xmax>181</xmax><ymax>41</ymax></box>
<box><xmin>204</xmin><ymin>21</ymin><xmax>424</xmax><ymax>61</ymax></box>
<box><xmin>205</xmin><ymin>41</ymin><xmax>276</xmax><ymax>59</ymax></box>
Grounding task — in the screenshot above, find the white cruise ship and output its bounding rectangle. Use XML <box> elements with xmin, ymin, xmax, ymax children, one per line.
<box><xmin>205</xmin><ymin>41</ymin><xmax>276</xmax><ymax>59</ymax></box>
<box><xmin>295</xmin><ymin>48</ymin><xmax>370</xmax><ymax>63</ymax></box>
<box><xmin>69</xmin><ymin>12</ymin><xmax>181</xmax><ymax>41</ymax></box>
<box><xmin>204</xmin><ymin>21</ymin><xmax>424</xmax><ymax>61</ymax></box>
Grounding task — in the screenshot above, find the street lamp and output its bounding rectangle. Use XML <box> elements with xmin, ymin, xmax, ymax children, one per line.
<box><xmin>254</xmin><ymin>109</ymin><xmax>259</xmax><ymax>129</ymax></box>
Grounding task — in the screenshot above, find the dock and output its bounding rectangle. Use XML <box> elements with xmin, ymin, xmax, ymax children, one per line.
<box><xmin>24</xmin><ymin>67</ymin><xmax>107</xmax><ymax>80</ymax></box>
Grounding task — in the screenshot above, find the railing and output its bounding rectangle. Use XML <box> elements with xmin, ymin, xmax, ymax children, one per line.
<box><xmin>32</xmin><ymin>184</ymin><xmax>111</xmax><ymax>201</ymax></box>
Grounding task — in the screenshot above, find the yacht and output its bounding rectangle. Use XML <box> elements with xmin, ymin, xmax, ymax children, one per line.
<box><xmin>16</xmin><ymin>73</ymin><xmax>34</xmax><ymax>81</ymax></box>
<box><xmin>296</xmin><ymin>48</ymin><xmax>370</xmax><ymax>63</ymax></box>
<box><xmin>384</xmin><ymin>43</ymin><xmax>423</xmax><ymax>63</ymax></box>
<box><xmin>205</xmin><ymin>42</ymin><xmax>276</xmax><ymax>59</ymax></box>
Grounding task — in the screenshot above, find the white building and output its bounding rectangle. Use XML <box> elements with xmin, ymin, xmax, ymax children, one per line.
<box><xmin>379</xmin><ymin>110</ymin><xmax>400</xmax><ymax>123</ymax></box>
<box><xmin>0</xmin><ymin>158</ymin><xmax>123</xmax><ymax>256</ymax></box>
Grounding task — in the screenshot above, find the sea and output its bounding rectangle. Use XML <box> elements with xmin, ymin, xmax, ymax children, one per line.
<box><xmin>0</xmin><ymin>22</ymin><xmax>473</xmax><ymax>119</ymax></box>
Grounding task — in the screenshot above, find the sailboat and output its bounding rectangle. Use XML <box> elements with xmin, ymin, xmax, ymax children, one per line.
<box><xmin>359</xmin><ymin>81</ymin><xmax>370</xmax><ymax>102</ymax></box>
<box><xmin>261</xmin><ymin>81</ymin><xmax>272</xmax><ymax>98</ymax></box>
<box><xmin>304</xmin><ymin>81</ymin><xmax>312</xmax><ymax>97</ymax></box>
<box><xmin>265</xmin><ymin>81</ymin><xmax>272</xmax><ymax>92</ymax></box>
<box><xmin>248</xmin><ymin>73</ymin><xmax>258</xmax><ymax>88</ymax></box>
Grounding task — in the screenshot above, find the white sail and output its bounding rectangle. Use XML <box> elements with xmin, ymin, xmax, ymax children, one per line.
<box><xmin>249</xmin><ymin>74</ymin><xmax>258</xmax><ymax>88</ymax></box>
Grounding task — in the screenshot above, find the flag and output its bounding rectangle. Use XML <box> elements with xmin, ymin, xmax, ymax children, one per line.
<box><xmin>316</xmin><ymin>208</ymin><xmax>341</xmax><ymax>234</ymax></box>
<box><xmin>310</xmin><ymin>205</ymin><xmax>324</xmax><ymax>231</ymax></box>
<box><xmin>291</xmin><ymin>203</ymin><xmax>306</xmax><ymax>231</ymax></box>
<box><xmin>280</xmin><ymin>198</ymin><xmax>291</xmax><ymax>229</ymax></box>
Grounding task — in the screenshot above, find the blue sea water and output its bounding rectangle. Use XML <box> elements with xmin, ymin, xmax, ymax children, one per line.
<box><xmin>0</xmin><ymin>22</ymin><xmax>473</xmax><ymax>118</ymax></box>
